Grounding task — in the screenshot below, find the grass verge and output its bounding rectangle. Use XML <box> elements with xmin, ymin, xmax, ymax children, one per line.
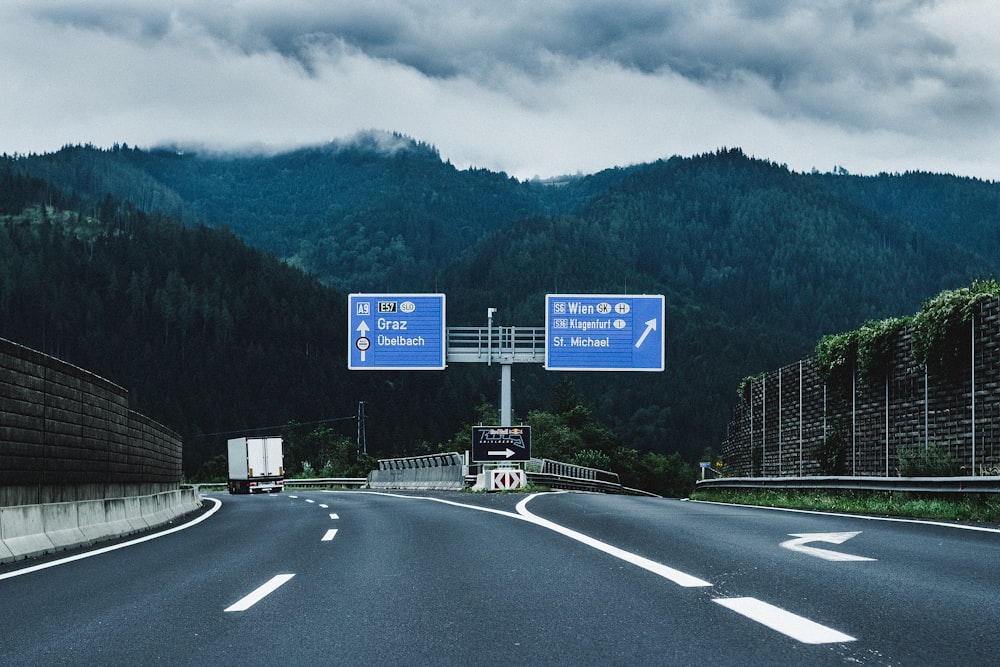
<box><xmin>689</xmin><ymin>488</ymin><xmax>1000</xmax><ymax>524</ymax></box>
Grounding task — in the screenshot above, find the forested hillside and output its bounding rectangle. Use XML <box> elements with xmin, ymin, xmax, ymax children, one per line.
<box><xmin>2</xmin><ymin>140</ymin><xmax>998</xmax><ymax>477</ymax></box>
<box><xmin>0</xmin><ymin>177</ymin><xmax>493</xmax><ymax>474</ymax></box>
<box><xmin>8</xmin><ymin>137</ymin><xmax>618</xmax><ymax>292</ymax></box>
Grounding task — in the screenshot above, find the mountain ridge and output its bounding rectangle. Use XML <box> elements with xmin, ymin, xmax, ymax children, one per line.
<box><xmin>2</xmin><ymin>137</ymin><xmax>997</xmax><ymax>470</ymax></box>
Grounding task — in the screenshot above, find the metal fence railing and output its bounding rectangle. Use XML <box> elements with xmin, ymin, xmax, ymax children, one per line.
<box><xmin>377</xmin><ymin>452</ymin><xmax>464</xmax><ymax>470</ymax></box>
<box><xmin>695</xmin><ymin>475</ymin><xmax>1000</xmax><ymax>494</ymax></box>
<box><xmin>528</xmin><ymin>458</ymin><xmax>620</xmax><ymax>484</ymax></box>
<box><xmin>445</xmin><ymin>326</ymin><xmax>546</xmax><ymax>364</ymax></box>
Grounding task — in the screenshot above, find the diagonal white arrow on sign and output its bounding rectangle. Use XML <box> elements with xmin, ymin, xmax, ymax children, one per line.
<box><xmin>635</xmin><ymin>318</ymin><xmax>657</xmax><ymax>348</ymax></box>
<box><xmin>780</xmin><ymin>532</ymin><xmax>877</xmax><ymax>562</ymax></box>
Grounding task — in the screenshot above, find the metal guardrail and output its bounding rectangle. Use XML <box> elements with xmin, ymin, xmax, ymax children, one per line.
<box><xmin>192</xmin><ymin>478</ymin><xmax>367</xmax><ymax>492</ymax></box>
<box><xmin>525</xmin><ymin>472</ymin><xmax>658</xmax><ymax>496</ymax></box>
<box><xmin>519</xmin><ymin>457</ymin><xmax>659</xmax><ymax>495</ymax></box>
<box><xmin>529</xmin><ymin>458</ymin><xmax>621</xmax><ymax>484</ymax></box>
<box><xmin>695</xmin><ymin>475</ymin><xmax>1000</xmax><ymax>494</ymax></box>
<box><xmin>526</xmin><ymin>472</ymin><xmax>621</xmax><ymax>493</ymax></box>
<box><xmin>194</xmin><ymin>457</ymin><xmax>658</xmax><ymax>496</ymax></box>
<box><xmin>286</xmin><ymin>478</ymin><xmax>368</xmax><ymax>487</ymax></box>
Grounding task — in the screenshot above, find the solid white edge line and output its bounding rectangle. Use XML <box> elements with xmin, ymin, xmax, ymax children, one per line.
<box><xmin>0</xmin><ymin>496</ymin><xmax>223</xmax><ymax>581</ymax></box>
<box><xmin>224</xmin><ymin>573</ymin><xmax>295</xmax><ymax>612</ymax></box>
<box><xmin>515</xmin><ymin>494</ymin><xmax>713</xmax><ymax>587</ymax></box>
<box><xmin>321</xmin><ymin>529</ymin><xmax>338</xmax><ymax>541</ymax></box>
<box><xmin>714</xmin><ymin>597</ymin><xmax>855</xmax><ymax>644</ymax></box>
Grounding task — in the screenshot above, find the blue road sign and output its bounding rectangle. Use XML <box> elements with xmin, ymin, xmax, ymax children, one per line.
<box><xmin>348</xmin><ymin>293</ymin><xmax>446</xmax><ymax>370</ymax></box>
<box><xmin>545</xmin><ymin>294</ymin><xmax>665</xmax><ymax>371</ymax></box>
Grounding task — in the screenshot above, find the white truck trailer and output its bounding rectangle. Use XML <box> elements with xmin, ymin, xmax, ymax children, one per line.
<box><xmin>227</xmin><ymin>436</ymin><xmax>284</xmax><ymax>494</ymax></box>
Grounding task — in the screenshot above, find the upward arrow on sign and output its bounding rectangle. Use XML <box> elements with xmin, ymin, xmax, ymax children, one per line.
<box><xmin>356</xmin><ymin>321</ymin><xmax>370</xmax><ymax>361</ymax></box>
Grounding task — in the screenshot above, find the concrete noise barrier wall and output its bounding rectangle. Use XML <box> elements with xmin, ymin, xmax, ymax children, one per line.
<box><xmin>367</xmin><ymin>452</ymin><xmax>467</xmax><ymax>490</ymax></box>
<box><xmin>0</xmin><ymin>488</ymin><xmax>202</xmax><ymax>564</ymax></box>
<box><xmin>0</xmin><ymin>336</ymin><xmax>182</xmax><ymax>507</ymax></box>
<box><xmin>722</xmin><ymin>295</ymin><xmax>1000</xmax><ymax>477</ymax></box>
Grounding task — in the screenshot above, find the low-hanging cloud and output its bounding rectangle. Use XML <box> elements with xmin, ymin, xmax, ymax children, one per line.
<box><xmin>27</xmin><ymin>0</ymin><xmax>995</xmax><ymax>133</ymax></box>
<box><xmin>5</xmin><ymin>0</ymin><xmax>1000</xmax><ymax>179</ymax></box>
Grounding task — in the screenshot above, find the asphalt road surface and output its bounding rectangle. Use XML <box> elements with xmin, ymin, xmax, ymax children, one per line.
<box><xmin>2</xmin><ymin>490</ymin><xmax>997</xmax><ymax>665</ymax></box>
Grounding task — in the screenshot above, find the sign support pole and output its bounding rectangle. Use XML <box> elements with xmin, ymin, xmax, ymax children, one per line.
<box><xmin>500</xmin><ymin>363</ymin><xmax>512</xmax><ymax>426</ymax></box>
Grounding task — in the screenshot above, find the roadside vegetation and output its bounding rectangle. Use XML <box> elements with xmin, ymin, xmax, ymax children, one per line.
<box><xmin>434</xmin><ymin>381</ymin><xmax>699</xmax><ymax>498</ymax></box>
<box><xmin>690</xmin><ymin>487</ymin><xmax>1000</xmax><ymax>524</ymax></box>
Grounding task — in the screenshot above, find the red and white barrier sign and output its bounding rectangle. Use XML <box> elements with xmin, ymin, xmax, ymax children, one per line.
<box><xmin>488</xmin><ymin>469</ymin><xmax>526</xmax><ymax>491</ymax></box>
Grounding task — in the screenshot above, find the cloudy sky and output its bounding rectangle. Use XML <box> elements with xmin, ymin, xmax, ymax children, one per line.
<box><xmin>2</xmin><ymin>1</ymin><xmax>999</xmax><ymax>181</ymax></box>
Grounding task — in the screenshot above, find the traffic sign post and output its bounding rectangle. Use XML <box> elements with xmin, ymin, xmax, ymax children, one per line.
<box><xmin>544</xmin><ymin>294</ymin><xmax>665</xmax><ymax>371</ymax></box>
<box><xmin>471</xmin><ymin>426</ymin><xmax>531</xmax><ymax>462</ymax></box>
<box><xmin>348</xmin><ymin>293</ymin><xmax>446</xmax><ymax>370</ymax></box>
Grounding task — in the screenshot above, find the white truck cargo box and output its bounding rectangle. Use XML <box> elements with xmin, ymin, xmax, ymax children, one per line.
<box><xmin>227</xmin><ymin>436</ymin><xmax>284</xmax><ymax>494</ymax></box>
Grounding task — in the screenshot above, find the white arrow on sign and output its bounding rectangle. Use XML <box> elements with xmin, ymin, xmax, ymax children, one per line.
<box><xmin>488</xmin><ymin>448</ymin><xmax>515</xmax><ymax>458</ymax></box>
<box><xmin>780</xmin><ymin>532</ymin><xmax>876</xmax><ymax>562</ymax></box>
<box><xmin>356</xmin><ymin>321</ymin><xmax>370</xmax><ymax>361</ymax></box>
<box><xmin>635</xmin><ymin>318</ymin><xmax>657</xmax><ymax>348</ymax></box>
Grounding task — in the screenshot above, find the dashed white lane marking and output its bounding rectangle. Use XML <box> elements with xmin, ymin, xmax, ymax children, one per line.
<box><xmin>224</xmin><ymin>574</ymin><xmax>295</xmax><ymax>612</ymax></box>
<box><xmin>319</xmin><ymin>504</ymin><xmax>329</xmax><ymax>508</ymax></box>
<box><xmin>714</xmin><ymin>597</ymin><xmax>855</xmax><ymax>644</ymax></box>
<box><xmin>305</xmin><ymin>499</ymin><xmax>315</xmax><ymax>504</ymax></box>
<box><xmin>321</xmin><ymin>529</ymin><xmax>339</xmax><ymax>542</ymax></box>
<box><xmin>329</xmin><ymin>513</ymin><xmax>339</xmax><ymax>520</ymax></box>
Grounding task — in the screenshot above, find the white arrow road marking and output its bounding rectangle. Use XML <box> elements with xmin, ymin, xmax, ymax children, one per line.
<box><xmin>780</xmin><ymin>532</ymin><xmax>876</xmax><ymax>561</ymax></box>
<box><xmin>634</xmin><ymin>318</ymin><xmax>657</xmax><ymax>348</ymax></box>
<box><xmin>715</xmin><ymin>598</ymin><xmax>855</xmax><ymax>644</ymax></box>
<box><xmin>488</xmin><ymin>448</ymin><xmax>515</xmax><ymax>458</ymax></box>
<box><xmin>225</xmin><ymin>574</ymin><xmax>295</xmax><ymax>612</ymax></box>
<box><xmin>321</xmin><ymin>529</ymin><xmax>338</xmax><ymax>542</ymax></box>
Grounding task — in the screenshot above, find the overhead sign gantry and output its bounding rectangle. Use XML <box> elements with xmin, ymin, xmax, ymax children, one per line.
<box><xmin>348</xmin><ymin>292</ymin><xmax>665</xmax><ymax>426</ymax></box>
